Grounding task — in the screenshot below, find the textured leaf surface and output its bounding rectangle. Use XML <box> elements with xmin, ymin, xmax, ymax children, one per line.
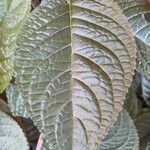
<box><xmin>124</xmin><ymin>72</ymin><xmax>145</xmax><ymax>119</ymax></box>
<box><xmin>135</xmin><ymin>109</ymin><xmax>150</xmax><ymax>150</ymax></box>
<box><xmin>124</xmin><ymin>84</ymin><xmax>139</xmax><ymax>119</ymax></box>
<box><xmin>136</xmin><ymin>37</ymin><xmax>150</xmax><ymax>75</ymax></box>
<box><xmin>15</xmin><ymin>0</ymin><xmax>136</xmax><ymax>149</ymax></box>
<box><xmin>6</xmin><ymin>84</ymin><xmax>29</xmax><ymax>118</ymax></box>
<box><xmin>0</xmin><ymin>111</ymin><xmax>29</xmax><ymax>150</ymax></box>
<box><xmin>0</xmin><ymin>0</ymin><xmax>30</xmax><ymax>92</ymax></box>
<box><xmin>141</xmin><ymin>75</ymin><xmax>150</xmax><ymax>106</ymax></box>
<box><xmin>114</xmin><ymin>0</ymin><xmax>150</xmax><ymax>43</ymax></box>
<box><xmin>42</xmin><ymin>140</ymin><xmax>51</xmax><ymax>150</ymax></box>
<box><xmin>114</xmin><ymin>0</ymin><xmax>150</xmax><ymax>75</ymax></box>
<box><xmin>99</xmin><ymin>109</ymin><xmax>139</xmax><ymax>150</ymax></box>
<box><xmin>145</xmin><ymin>143</ymin><xmax>150</xmax><ymax>150</ymax></box>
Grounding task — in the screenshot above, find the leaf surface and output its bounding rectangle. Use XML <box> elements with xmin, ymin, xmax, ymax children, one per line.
<box><xmin>124</xmin><ymin>85</ymin><xmax>139</xmax><ymax>119</ymax></box>
<box><xmin>99</xmin><ymin>109</ymin><xmax>139</xmax><ymax>150</ymax></box>
<box><xmin>0</xmin><ymin>111</ymin><xmax>29</xmax><ymax>150</ymax></box>
<box><xmin>135</xmin><ymin>109</ymin><xmax>150</xmax><ymax>150</ymax></box>
<box><xmin>0</xmin><ymin>0</ymin><xmax>30</xmax><ymax>92</ymax></box>
<box><xmin>145</xmin><ymin>143</ymin><xmax>150</xmax><ymax>150</ymax></box>
<box><xmin>114</xmin><ymin>0</ymin><xmax>150</xmax><ymax>75</ymax></box>
<box><xmin>6</xmin><ymin>84</ymin><xmax>29</xmax><ymax>118</ymax></box>
<box><xmin>140</xmin><ymin>74</ymin><xmax>150</xmax><ymax>106</ymax></box>
<box><xmin>136</xmin><ymin>37</ymin><xmax>150</xmax><ymax>75</ymax></box>
<box><xmin>15</xmin><ymin>0</ymin><xmax>136</xmax><ymax>149</ymax></box>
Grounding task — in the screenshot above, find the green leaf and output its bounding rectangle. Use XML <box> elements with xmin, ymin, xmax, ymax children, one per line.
<box><xmin>142</xmin><ymin>75</ymin><xmax>150</xmax><ymax>106</ymax></box>
<box><xmin>114</xmin><ymin>0</ymin><xmax>150</xmax><ymax>75</ymax></box>
<box><xmin>114</xmin><ymin>0</ymin><xmax>150</xmax><ymax>43</ymax></box>
<box><xmin>6</xmin><ymin>84</ymin><xmax>29</xmax><ymax>118</ymax></box>
<box><xmin>15</xmin><ymin>0</ymin><xmax>136</xmax><ymax>149</ymax></box>
<box><xmin>136</xmin><ymin>37</ymin><xmax>150</xmax><ymax>75</ymax></box>
<box><xmin>124</xmin><ymin>71</ymin><xmax>145</xmax><ymax>119</ymax></box>
<box><xmin>42</xmin><ymin>139</ymin><xmax>52</xmax><ymax>150</ymax></box>
<box><xmin>145</xmin><ymin>143</ymin><xmax>150</xmax><ymax>150</ymax></box>
<box><xmin>124</xmin><ymin>84</ymin><xmax>139</xmax><ymax>119</ymax></box>
<box><xmin>0</xmin><ymin>0</ymin><xmax>31</xmax><ymax>92</ymax></box>
<box><xmin>141</xmin><ymin>75</ymin><xmax>150</xmax><ymax>106</ymax></box>
<box><xmin>135</xmin><ymin>109</ymin><xmax>150</xmax><ymax>150</ymax></box>
<box><xmin>0</xmin><ymin>111</ymin><xmax>29</xmax><ymax>150</ymax></box>
<box><xmin>99</xmin><ymin>109</ymin><xmax>139</xmax><ymax>150</ymax></box>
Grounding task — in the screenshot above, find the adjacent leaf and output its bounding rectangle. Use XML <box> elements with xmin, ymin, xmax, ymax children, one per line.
<box><xmin>0</xmin><ymin>0</ymin><xmax>31</xmax><ymax>92</ymax></box>
<box><xmin>114</xmin><ymin>0</ymin><xmax>150</xmax><ymax>43</ymax></box>
<box><xmin>124</xmin><ymin>71</ymin><xmax>146</xmax><ymax>119</ymax></box>
<box><xmin>6</xmin><ymin>84</ymin><xmax>29</xmax><ymax>118</ymax></box>
<box><xmin>99</xmin><ymin>109</ymin><xmax>139</xmax><ymax>150</ymax></box>
<box><xmin>114</xmin><ymin>0</ymin><xmax>150</xmax><ymax>75</ymax></box>
<box><xmin>136</xmin><ymin>37</ymin><xmax>150</xmax><ymax>75</ymax></box>
<box><xmin>145</xmin><ymin>143</ymin><xmax>150</xmax><ymax>150</ymax></box>
<box><xmin>124</xmin><ymin>72</ymin><xmax>147</xmax><ymax>121</ymax></box>
<box><xmin>132</xmin><ymin>72</ymin><xmax>145</xmax><ymax>108</ymax></box>
<box><xmin>133</xmin><ymin>71</ymin><xmax>142</xmax><ymax>93</ymax></box>
<box><xmin>124</xmin><ymin>85</ymin><xmax>139</xmax><ymax>119</ymax></box>
<box><xmin>141</xmin><ymin>75</ymin><xmax>150</xmax><ymax>106</ymax></box>
<box><xmin>15</xmin><ymin>0</ymin><xmax>136</xmax><ymax>149</ymax></box>
<box><xmin>42</xmin><ymin>140</ymin><xmax>52</xmax><ymax>150</ymax></box>
<box><xmin>135</xmin><ymin>109</ymin><xmax>150</xmax><ymax>150</ymax></box>
<box><xmin>0</xmin><ymin>111</ymin><xmax>29</xmax><ymax>150</ymax></box>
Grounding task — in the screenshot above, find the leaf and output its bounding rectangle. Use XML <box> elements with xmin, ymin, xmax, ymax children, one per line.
<box><xmin>42</xmin><ymin>140</ymin><xmax>52</xmax><ymax>150</ymax></box>
<box><xmin>0</xmin><ymin>111</ymin><xmax>29</xmax><ymax>150</ymax></box>
<box><xmin>40</xmin><ymin>136</ymin><xmax>54</xmax><ymax>150</ymax></box>
<box><xmin>114</xmin><ymin>0</ymin><xmax>150</xmax><ymax>75</ymax></box>
<box><xmin>15</xmin><ymin>0</ymin><xmax>136</xmax><ymax>149</ymax></box>
<box><xmin>124</xmin><ymin>84</ymin><xmax>139</xmax><ymax>119</ymax></box>
<box><xmin>133</xmin><ymin>71</ymin><xmax>142</xmax><ymax>93</ymax></box>
<box><xmin>141</xmin><ymin>75</ymin><xmax>150</xmax><ymax>106</ymax></box>
<box><xmin>132</xmin><ymin>72</ymin><xmax>145</xmax><ymax>109</ymax></box>
<box><xmin>145</xmin><ymin>143</ymin><xmax>150</xmax><ymax>150</ymax></box>
<box><xmin>135</xmin><ymin>109</ymin><xmax>150</xmax><ymax>150</ymax></box>
<box><xmin>99</xmin><ymin>109</ymin><xmax>139</xmax><ymax>150</ymax></box>
<box><xmin>124</xmin><ymin>71</ymin><xmax>145</xmax><ymax>119</ymax></box>
<box><xmin>0</xmin><ymin>0</ymin><xmax>31</xmax><ymax>92</ymax></box>
<box><xmin>136</xmin><ymin>37</ymin><xmax>150</xmax><ymax>75</ymax></box>
<box><xmin>6</xmin><ymin>84</ymin><xmax>29</xmax><ymax>118</ymax></box>
<box><xmin>114</xmin><ymin>0</ymin><xmax>150</xmax><ymax>44</ymax></box>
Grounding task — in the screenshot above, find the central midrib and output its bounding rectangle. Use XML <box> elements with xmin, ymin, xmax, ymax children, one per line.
<box><xmin>68</xmin><ymin>1</ymin><xmax>75</xmax><ymax>149</ymax></box>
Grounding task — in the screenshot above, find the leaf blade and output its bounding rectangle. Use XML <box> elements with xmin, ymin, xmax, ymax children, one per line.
<box><xmin>0</xmin><ymin>111</ymin><xmax>29</xmax><ymax>150</ymax></box>
<box><xmin>114</xmin><ymin>0</ymin><xmax>150</xmax><ymax>75</ymax></box>
<box><xmin>135</xmin><ymin>109</ymin><xmax>150</xmax><ymax>150</ymax></box>
<box><xmin>99</xmin><ymin>109</ymin><xmax>139</xmax><ymax>150</ymax></box>
<box><xmin>15</xmin><ymin>0</ymin><xmax>136</xmax><ymax>149</ymax></box>
<box><xmin>6</xmin><ymin>84</ymin><xmax>29</xmax><ymax>118</ymax></box>
<box><xmin>0</xmin><ymin>0</ymin><xmax>30</xmax><ymax>92</ymax></box>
